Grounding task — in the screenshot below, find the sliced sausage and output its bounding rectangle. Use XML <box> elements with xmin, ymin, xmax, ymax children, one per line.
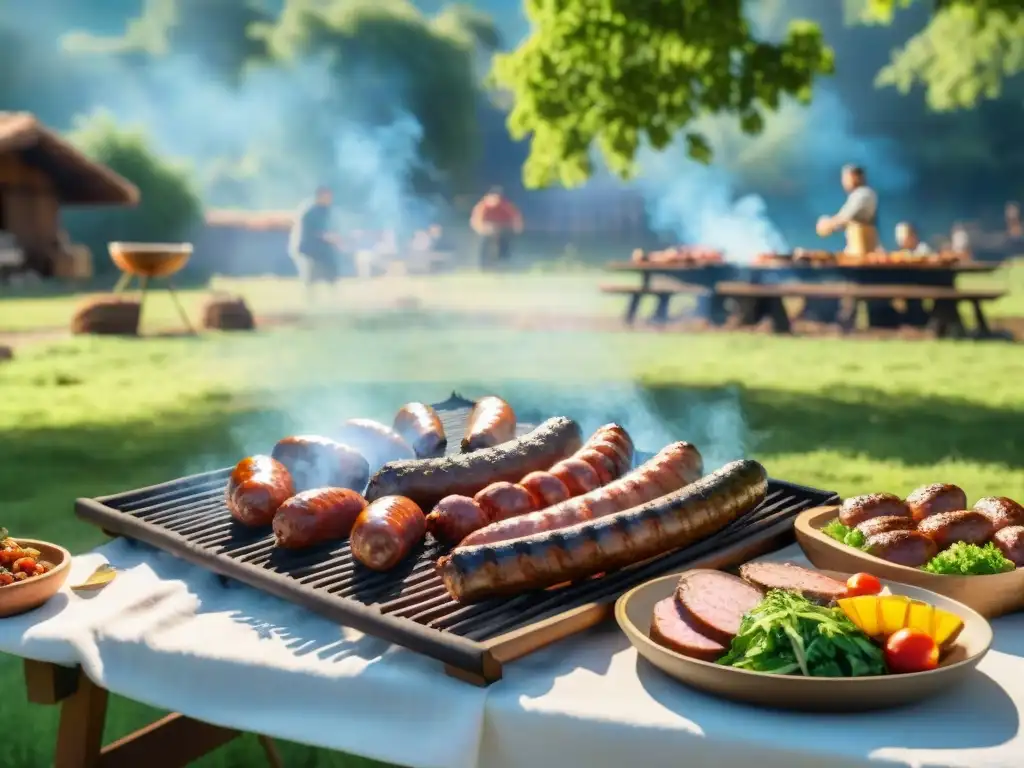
<box><xmin>519</xmin><ymin>471</ymin><xmax>571</xmax><ymax>509</ymax></box>
<box><xmin>272</xmin><ymin>488</ymin><xmax>367</xmax><ymax>549</ymax></box>
<box><xmin>992</xmin><ymin>525</ymin><xmax>1024</xmax><ymax>567</ymax></box>
<box><xmin>337</xmin><ymin>418</ymin><xmax>415</xmax><ymax>471</ymax></box>
<box><xmin>905</xmin><ymin>483</ymin><xmax>968</xmax><ymax>523</ymax></box>
<box><xmin>855</xmin><ymin>515</ymin><xmax>916</xmax><ymax>538</ymax></box>
<box><xmin>738</xmin><ymin>562</ymin><xmax>847</xmax><ymax>604</ymax></box>
<box><xmin>226</xmin><ymin>455</ymin><xmax>295</xmax><ymax>527</ymax></box>
<box><xmin>917</xmin><ymin>510</ymin><xmax>994</xmax><ymax>549</ymax></box>
<box><xmin>649</xmin><ymin>596</ymin><xmax>727</xmax><ymax>662</ymax></box>
<box><xmin>674</xmin><ymin>570</ymin><xmax>763</xmax><ymax>645</ymax></box>
<box><xmin>271</xmin><ymin>435</ymin><xmax>369</xmax><ymax>493</ymax></box>
<box><xmin>349</xmin><ymin>496</ymin><xmax>426</xmax><ymax>571</ymax></box>
<box><xmin>461</xmin><ymin>396</ymin><xmax>516</xmax><ymax>452</ymax></box>
<box><xmin>393</xmin><ymin>403</ymin><xmax>447</xmax><ymax>458</ymax></box>
<box><xmin>549</xmin><ymin>458</ymin><xmax>601</xmax><ymax>496</ymax></box>
<box><xmin>866</xmin><ymin>530</ymin><xmax>938</xmax><ymax>567</ymax></box>
<box><xmin>973</xmin><ymin>497</ymin><xmax>1024</xmax><ymax>532</ymax></box>
<box><xmin>838</xmin><ymin>493</ymin><xmax>911</xmax><ymax>527</ymax></box>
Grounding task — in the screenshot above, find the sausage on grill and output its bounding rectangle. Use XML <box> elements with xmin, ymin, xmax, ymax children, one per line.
<box><xmin>574</xmin><ymin>448</ymin><xmax>618</xmax><ymax>485</ymax></box>
<box><xmin>271</xmin><ymin>435</ymin><xmax>369</xmax><ymax>493</ymax></box>
<box><xmin>838</xmin><ymin>493</ymin><xmax>911</xmax><ymax>528</ymax></box>
<box><xmin>457</xmin><ymin>441</ymin><xmax>704</xmax><ymax>548</ymax></box>
<box><xmin>437</xmin><ymin>459</ymin><xmax>767</xmax><ymax>603</ymax></box>
<box><xmin>550</xmin><ymin>458</ymin><xmax>601</xmax><ymax>496</ymax></box>
<box><xmin>519</xmin><ymin>471</ymin><xmax>571</xmax><ymax>509</ymax></box>
<box><xmin>273</xmin><ymin>487</ymin><xmax>367</xmax><ymax>549</ymax></box>
<box><xmin>474</xmin><ymin>482</ymin><xmax>534</xmax><ymax>525</ymax></box>
<box><xmin>392</xmin><ymin>403</ymin><xmax>447</xmax><ymax>458</ymax></box>
<box><xmin>349</xmin><ymin>496</ymin><xmax>426</xmax><ymax>571</ymax></box>
<box><xmin>366</xmin><ymin>416</ymin><xmax>582</xmax><ymax>508</ymax></box>
<box><xmin>905</xmin><ymin>483</ymin><xmax>967</xmax><ymax>523</ymax></box>
<box><xmin>461</xmin><ymin>396</ymin><xmax>516</xmax><ymax>452</ymax></box>
<box><xmin>337</xmin><ymin>418</ymin><xmax>415</xmax><ymax>471</ymax></box>
<box><xmin>226</xmin><ymin>455</ymin><xmax>295</xmax><ymax>527</ymax></box>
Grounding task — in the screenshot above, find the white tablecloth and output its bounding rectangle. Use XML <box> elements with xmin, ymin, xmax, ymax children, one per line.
<box><xmin>2</xmin><ymin>540</ymin><xmax>1023</xmax><ymax>768</ymax></box>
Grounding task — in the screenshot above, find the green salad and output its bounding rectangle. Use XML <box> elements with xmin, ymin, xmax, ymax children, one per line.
<box><xmin>821</xmin><ymin>519</ymin><xmax>867</xmax><ymax>550</ymax></box>
<box><xmin>717</xmin><ymin>590</ymin><xmax>886</xmax><ymax>677</ymax></box>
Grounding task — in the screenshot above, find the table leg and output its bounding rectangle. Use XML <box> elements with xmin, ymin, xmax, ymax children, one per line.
<box><xmin>798</xmin><ymin>298</ymin><xmax>841</xmax><ymax>324</ymax></box>
<box><xmin>766</xmin><ymin>297</ymin><xmax>791</xmax><ymax>333</ymax></box>
<box><xmin>929</xmin><ymin>299</ymin><xmax>967</xmax><ymax>339</ymax></box>
<box><xmin>903</xmin><ymin>299</ymin><xmax>929</xmax><ymax>328</ymax></box>
<box><xmin>113</xmin><ymin>273</ymin><xmax>133</xmax><ymax>294</ymax></box>
<box><xmin>136</xmin><ymin>276</ymin><xmax>149</xmax><ymax>335</ymax></box>
<box><xmin>837</xmin><ymin>300</ymin><xmax>859</xmax><ymax>334</ymax></box>
<box><xmin>651</xmin><ymin>294</ymin><xmax>671</xmax><ymax>324</ymax></box>
<box><xmin>971</xmin><ymin>300</ymin><xmax>993</xmax><ymax>338</ymax></box>
<box><xmin>706</xmin><ymin>292</ymin><xmax>730</xmax><ymax>326</ymax></box>
<box><xmin>865</xmin><ymin>299</ymin><xmax>903</xmax><ymax>330</ymax></box>
<box><xmin>624</xmin><ymin>292</ymin><xmax>641</xmax><ymax>325</ymax></box>
<box><xmin>734</xmin><ymin>297</ymin><xmax>761</xmax><ymax>326</ymax></box>
<box><xmin>165</xmin><ymin>280</ymin><xmax>197</xmax><ymax>335</ymax></box>
<box><xmin>54</xmin><ymin>668</ymin><xmax>109</xmax><ymax>768</ymax></box>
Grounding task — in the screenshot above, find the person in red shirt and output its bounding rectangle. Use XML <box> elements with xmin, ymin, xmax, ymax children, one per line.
<box><xmin>470</xmin><ymin>186</ymin><xmax>523</xmax><ymax>267</ymax></box>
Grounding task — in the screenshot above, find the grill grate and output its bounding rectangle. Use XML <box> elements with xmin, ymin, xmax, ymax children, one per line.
<box><xmin>76</xmin><ymin>393</ymin><xmax>838</xmax><ymax>683</ymax></box>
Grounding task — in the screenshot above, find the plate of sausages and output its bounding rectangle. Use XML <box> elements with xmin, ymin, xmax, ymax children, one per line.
<box><xmin>795</xmin><ymin>484</ymin><xmax>1024</xmax><ymax>618</ymax></box>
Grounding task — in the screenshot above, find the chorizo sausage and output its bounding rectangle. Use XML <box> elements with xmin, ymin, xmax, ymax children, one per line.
<box><xmin>272</xmin><ymin>488</ymin><xmax>367</xmax><ymax>549</ymax></box>
<box><xmin>437</xmin><ymin>459</ymin><xmax>767</xmax><ymax>603</ymax></box>
<box><xmin>549</xmin><ymin>458</ymin><xmax>601</xmax><ymax>496</ymax></box>
<box><xmin>425</xmin><ymin>495</ymin><xmax>490</xmax><ymax>543</ymax></box>
<box><xmin>973</xmin><ymin>497</ymin><xmax>1024</xmax><ymax>532</ymax></box>
<box><xmin>519</xmin><ymin>471</ymin><xmax>571</xmax><ymax>509</ymax></box>
<box><xmin>456</xmin><ymin>441</ymin><xmax>704</xmax><ymax>548</ymax></box>
<box><xmin>917</xmin><ymin>510</ymin><xmax>994</xmax><ymax>549</ymax></box>
<box><xmin>349</xmin><ymin>496</ymin><xmax>426</xmax><ymax>571</ymax></box>
<box><xmin>992</xmin><ymin>525</ymin><xmax>1024</xmax><ymax>567</ymax></box>
<box><xmin>866</xmin><ymin>530</ymin><xmax>938</xmax><ymax>567</ymax></box>
<box><xmin>226</xmin><ymin>455</ymin><xmax>295</xmax><ymax>527</ymax></box>
<box><xmin>474</xmin><ymin>482</ymin><xmax>535</xmax><ymax>524</ymax></box>
<box><xmin>392</xmin><ymin>403</ymin><xmax>447</xmax><ymax>458</ymax></box>
<box><xmin>271</xmin><ymin>435</ymin><xmax>369</xmax><ymax>493</ymax></box>
<box><xmin>337</xmin><ymin>418</ymin><xmax>415</xmax><ymax>471</ymax></box>
<box><xmin>905</xmin><ymin>483</ymin><xmax>967</xmax><ymax>523</ymax></box>
<box><xmin>838</xmin><ymin>493</ymin><xmax>910</xmax><ymax>528</ymax></box>
<box><xmin>366</xmin><ymin>416</ymin><xmax>582</xmax><ymax>508</ymax></box>
<box><xmin>461</xmin><ymin>396</ymin><xmax>516</xmax><ymax>452</ymax></box>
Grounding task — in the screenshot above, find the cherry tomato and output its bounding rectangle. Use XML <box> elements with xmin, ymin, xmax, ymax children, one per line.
<box><xmin>885</xmin><ymin>628</ymin><xmax>939</xmax><ymax>673</ymax></box>
<box><xmin>0</xmin><ymin>572</ymin><xmax>13</xmax><ymax>586</ymax></box>
<box><xmin>12</xmin><ymin>557</ymin><xmax>37</xmax><ymax>575</ymax></box>
<box><xmin>845</xmin><ymin>572</ymin><xmax>883</xmax><ymax>597</ymax></box>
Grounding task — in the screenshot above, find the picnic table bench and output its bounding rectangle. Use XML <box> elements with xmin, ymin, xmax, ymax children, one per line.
<box><xmin>715</xmin><ymin>281</ymin><xmax>1007</xmax><ymax>338</ymax></box>
<box><xmin>599</xmin><ymin>280</ymin><xmax>710</xmax><ymax>324</ymax></box>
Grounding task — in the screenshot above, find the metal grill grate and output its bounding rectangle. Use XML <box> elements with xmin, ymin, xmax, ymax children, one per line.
<box><xmin>76</xmin><ymin>393</ymin><xmax>838</xmax><ymax>683</ymax></box>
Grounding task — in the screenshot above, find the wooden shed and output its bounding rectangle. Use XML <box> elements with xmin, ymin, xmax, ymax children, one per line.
<box><xmin>0</xmin><ymin>112</ymin><xmax>139</xmax><ymax>278</ymax></box>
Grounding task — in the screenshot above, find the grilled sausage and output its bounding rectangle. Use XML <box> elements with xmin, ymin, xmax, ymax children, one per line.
<box><xmin>461</xmin><ymin>396</ymin><xmax>516</xmax><ymax>452</ymax></box>
<box><xmin>474</xmin><ymin>482</ymin><xmax>535</xmax><ymax>524</ymax></box>
<box><xmin>973</xmin><ymin>497</ymin><xmax>1024</xmax><ymax>532</ymax></box>
<box><xmin>917</xmin><ymin>510</ymin><xmax>994</xmax><ymax>549</ymax></box>
<box><xmin>272</xmin><ymin>488</ymin><xmax>367</xmax><ymax>549</ymax></box>
<box><xmin>519</xmin><ymin>471</ymin><xmax>571</xmax><ymax>509</ymax></box>
<box><xmin>226</xmin><ymin>455</ymin><xmax>295</xmax><ymax>527</ymax></box>
<box><xmin>838</xmin><ymin>493</ymin><xmax>911</xmax><ymax>527</ymax></box>
<box><xmin>425</xmin><ymin>495</ymin><xmax>490</xmax><ymax>543</ymax></box>
<box><xmin>392</xmin><ymin>403</ymin><xmax>447</xmax><ymax>458</ymax></box>
<box><xmin>550</xmin><ymin>458</ymin><xmax>601</xmax><ymax>496</ymax></box>
<box><xmin>587</xmin><ymin>424</ymin><xmax>634</xmax><ymax>472</ymax></box>
<box><xmin>992</xmin><ymin>525</ymin><xmax>1024</xmax><ymax>567</ymax></box>
<box><xmin>349</xmin><ymin>496</ymin><xmax>426</xmax><ymax>571</ymax></box>
<box><xmin>437</xmin><ymin>459</ymin><xmax>767</xmax><ymax>603</ymax></box>
<box><xmin>855</xmin><ymin>515</ymin><xmax>916</xmax><ymax>539</ymax></box>
<box><xmin>574</xmin><ymin>448</ymin><xmax>617</xmax><ymax>485</ymax></box>
<box><xmin>457</xmin><ymin>441</ymin><xmax>704</xmax><ymax>548</ymax></box>
<box><xmin>905</xmin><ymin>483</ymin><xmax>968</xmax><ymax>523</ymax></box>
<box><xmin>866</xmin><ymin>530</ymin><xmax>938</xmax><ymax>567</ymax></box>
<box><xmin>366</xmin><ymin>417</ymin><xmax>582</xmax><ymax>507</ymax></box>
<box><xmin>337</xmin><ymin>418</ymin><xmax>415</xmax><ymax>471</ymax></box>
<box><xmin>271</xmin><ymin>436</ymin><xmax>369</xmax><ymax>493</ymax></box>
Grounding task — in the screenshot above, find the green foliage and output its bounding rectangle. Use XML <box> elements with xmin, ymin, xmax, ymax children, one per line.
<box><xmin>491</xmin><ymin>0</ymin><xmax>835</xmax><ymax>189</ymax></box>
<box><xmin>61</xmin><ymin>112</ymin><xmax>203</xmax><ymax>275</ymax></box>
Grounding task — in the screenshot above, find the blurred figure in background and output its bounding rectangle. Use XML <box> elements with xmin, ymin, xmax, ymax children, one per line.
<box><xmin>289</xmin><ymin>185</ymin><xmax>346</xmax><ymax>302</ymax></box>
<box><xmin>816</xmin><ymin>165</ymin><xmax>880</xmax><ymax>255</ymax></box>
<box><xmin>894</xmin><ymin>221</ymin><xmax>932</xmax><ymax>256</ymax></box>
<box><xmin>950</xmin><ymin>222</ymin><xmax>972</xmax><ymax>255</ymax></box>
<box><xmin>470</xmin><ymin>186</ymin><xmax>523</xmax><ymax>267</ymax></box>
<box><xmin>1007</xmin><ymin>202</ymin><xmax>1022</xmax><ymax>238</ymax></box>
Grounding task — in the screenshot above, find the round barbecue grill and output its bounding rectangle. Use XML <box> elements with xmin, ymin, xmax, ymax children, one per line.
<box><xmin>108</xmin><ymin>242</ymin><xmax>196</xmax><ymax>334</ymax></box>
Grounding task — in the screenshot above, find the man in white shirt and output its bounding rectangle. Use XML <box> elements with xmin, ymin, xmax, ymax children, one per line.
<box><xmin>816</xmin><ymin>165</ymin><xmax>880</xmax><ymax>255</ymax></box>
<box><xmin>895</xmin><ymin>222</ymin><xmax>933</xmax><ymax>256</ymax></box>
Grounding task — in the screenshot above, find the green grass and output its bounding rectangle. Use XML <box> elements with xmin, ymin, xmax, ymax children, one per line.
<box><xmin>1</xmin><ymin>272</ymin><xmax>1024</xmax><ymax>766</ymax></box>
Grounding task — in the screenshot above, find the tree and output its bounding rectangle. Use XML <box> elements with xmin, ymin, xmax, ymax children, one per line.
<box><xmin>62</xmin><ymin>111</ymin><xmax>203</xmax><ymax>275</ymax></box>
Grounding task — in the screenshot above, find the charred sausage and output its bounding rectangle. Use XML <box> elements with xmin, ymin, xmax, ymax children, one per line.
<box><xmin>337</xmin><ymin>418</ymin><xmax>415</xmax><ymax>471</ymax></box>
<box><xmin>392</xmin><ymin>403</ymin><xmax>447</xmax><ymax>458</ymax></box>
<box><xmin>917</xmin><ymin>510</ymin><xmax>994</xmax><ymax>549</ymax></box>
<box><xmin>905</xmin><ymin>483</ymin><xmax>968</xmax><ymax>523</ymax></box>
<box><xmin>549</xmin><ymin>458</ymin><xmax>601</xmax><ymax>496</ymax></box>
<box><xmin>226</xmin><ymin>455</ymin><xmax>295</xmax><ymax>527</ymax></box>
<box><xmin>473</xmin><ymin>482</ymin><xmax>535</xmax><ymax>523</ymax></box>
<box><xmin>866</xmin><ymin>530</ymin><xmax>938</xmax><ymax>567</ymax></box>
<box><xmin>271</xmin><ymin>435</ymin><xmax>369</xmax><ymax>493</ymax></box>
<box><xmin>973</xmin><ymin>497</ymin><xmax>1024</xmax><ymax>532</ymax></box>
<box><xmin>992</xmin><ymin>525</ymin><xmax>1024</xmax><ymax>567</ymax></box>
<box><xmin>437</xmin><ymin>459</ymin><xmax>767</xmax><ymax>603</ymax></box>
<box><xmin>855</xmin><ymin>515</ymin><xmax>916</xmax><ymax>539</ymax></box>
<box><xmin>838</xmin><ymin>493</ymin><xmax>911</xmax><ymax>528</ymax></box>
<box><xmin>461</xmin><ymin>396</ymin><xmax>516</xmax><ymax>452</ymax></box>
<box><xmin>519</xmin><ymin>471</ymin><xmax>571</xmax><ymax>509</ymax></box>
<box><xmin>425</xmin><ymin>495</ymin><xmax>490</xmax><ymax>543</ymax></box>
<box><xmin>349</xmin><ymin>496</ymin><xmax>426</xmax><ymax>571</ymax></box>
<box><xmin>272</xmin><ymin>488</ymin><xmax>367</xmax><ymax>549</ymax></box>
<box><xmin>366</xmin><ymin>416</ymin><xmax>582</xmax><ymax>508</ymax></box>
<box><xmin>456</xmin><ymin>441</ymin><xmax>704</xmax><ymax>548</ymax></box>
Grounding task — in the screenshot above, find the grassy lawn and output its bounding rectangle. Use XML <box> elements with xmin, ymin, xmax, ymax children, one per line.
<box><xmin>1</xmin><ymin>271</ymin><xmax>1024</xmax><ymax>766</ymax></box>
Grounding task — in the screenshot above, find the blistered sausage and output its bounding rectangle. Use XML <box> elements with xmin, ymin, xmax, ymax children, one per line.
<box><xmin>393</xmin><ymin>403</ymin><xmax>447</xmax><ymax>458</ymax></box>
<box><xmin>973</xmin><ymin>497</ymin><xmax>1024</xmax><ymax>532</ymax></box>
<box><xmin>905</xmin><ymin>483</ymin><xmax>968</xmax><ymax>523</ymax></box>
<box><xmin>461</xmin><ymin>396</ymin><xmax>516</xmax><ymax>452</ymax></box>
<box><xmin>474</xmin><ymin>482</ymin><xmax>534</xmax><ymax>524</ymax></box>
<box><xmin>838</xmin><ymin>493</ymin><xmax>911</xmax><ymax>528</ymax></box>
<box><xmin>916</xmin><ymin>510</ymin><xmax>994</xmax><ymax>549</ymax></box>
<box><xmin>271</xmin><ymin>435</ymin><xmax>369</xmax><ymax>493</ymax></box>
<box><xmin>226</xmin><ymin>455</ymin><xmax>295</xmax><ymax>527</ymax></box>
<box><xmin>349</xmin><ymin>496</ymin><xmax>426</xmax><ymax>571</ymax></box>
<box><xmin>272</xmin><ymin>487</ymin><xmax>367</xmax><ymax>549</ymax></box>
<box><xmin>866</xmin><ymin>530</ymin><xmax>938</xmax><ymax>567</ymax></box>
<box><xmin>424</xmin><ymin>495</ymin><xmax>487</xmax><ymax>543</ymax></box>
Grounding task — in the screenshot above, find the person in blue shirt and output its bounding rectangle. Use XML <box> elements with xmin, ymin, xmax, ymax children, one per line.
<box><xmin>289</xmin><ymin>186</ymin><xmax>345</xmax><ymax>300</ymax></box>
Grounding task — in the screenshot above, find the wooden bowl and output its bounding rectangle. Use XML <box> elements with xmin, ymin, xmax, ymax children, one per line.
<box><xmin>108</xmin><ymin>242</ymin><xmax>192</xmax><ymax>278</ymax></box>
<box><xmin>0</xmin><ymin>540</ymin><xmax>71</xmax><ymax>618</ymax></box>
<box><xmin>616</xmin><ymin>568</ymin><xmax>992</xmax><ymax>712</ymax></box>
<box><xmin>795</xmin><ymin>505</ymin><xmax>1024</xmax><ymax>618</ymax></box>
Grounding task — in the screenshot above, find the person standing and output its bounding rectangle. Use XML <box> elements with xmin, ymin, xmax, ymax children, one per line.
<box><xmin>894</xmin><ymin>221</ymin><xmax>932</xmax><ymax>327</ymax></box>
<box><xmin>289</xmin><ymin>185</ymin><xmax>344</xmax><ymax>302</ymax></box>
<box><xmin>470</xmin><ymin>186</ymin><xmax>523</xmax><ymax>268</ymax></box>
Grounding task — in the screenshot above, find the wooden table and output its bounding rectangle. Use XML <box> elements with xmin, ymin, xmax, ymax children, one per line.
<box><xmin>24</xmin><ymin>660</ymin><xmax>282</xmax><ymax>768</ymax></box>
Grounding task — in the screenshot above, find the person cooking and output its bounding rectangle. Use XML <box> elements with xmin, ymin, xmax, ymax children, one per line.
<box><xmin>816</xmin><ymin>164</ymin><xmax>879</xmax><ymax>255</ymax></box>
<box><xmin>470</xmin><ymin>186</ymin><xmax>523</xmax><ymax>267</ymax></box>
